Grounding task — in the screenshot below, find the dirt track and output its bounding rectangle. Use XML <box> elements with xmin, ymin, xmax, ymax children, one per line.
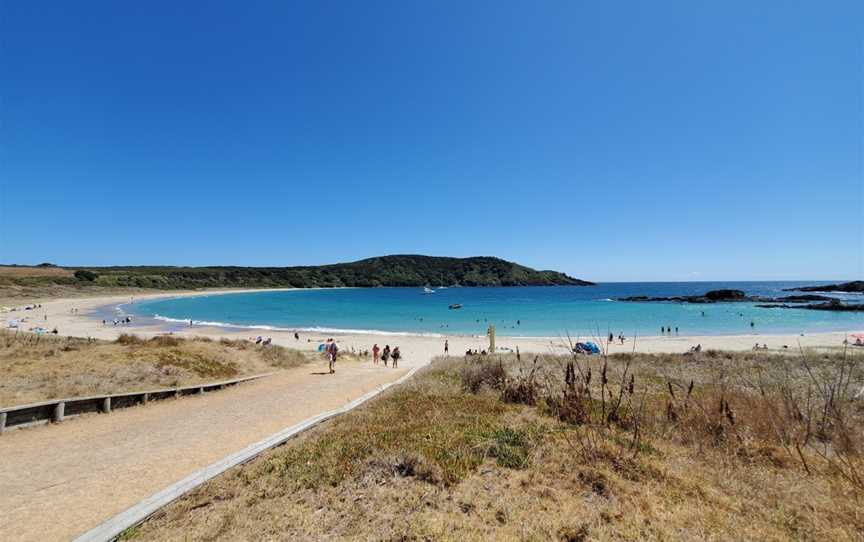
<box><xmin>0</xmin><ymin>360</ymin><xmax>409</xmax><ymax>541</ymax></box>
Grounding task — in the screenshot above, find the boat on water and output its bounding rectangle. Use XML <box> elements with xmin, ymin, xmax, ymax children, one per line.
<box><xmin>422</xmin><ymin>287</ymin><xmax>435</xmax><ymax>294</ymax></box>
<box><xmin>448</xmin><ymin>303</ymin><xmax>462</xmax><ymax>310</ymax></box>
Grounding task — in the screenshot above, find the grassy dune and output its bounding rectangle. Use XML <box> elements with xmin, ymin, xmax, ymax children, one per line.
<box><xmin>0</xmin><ymin>331</ymin><xmax>313</xmax><ymax>406</ymax></box>
<box><xmin>126</xmin><ymin>349</ymin><xmax>863</xmax><ymax>541</ymax></box>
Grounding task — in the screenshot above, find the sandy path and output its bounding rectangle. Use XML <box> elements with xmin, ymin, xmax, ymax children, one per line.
<box><xmin>0</xmin><ymin>359</ymin><xmax>409</xmax><ymax>542</ymax></box>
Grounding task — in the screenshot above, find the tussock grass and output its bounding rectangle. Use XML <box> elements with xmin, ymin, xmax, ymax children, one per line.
<box><xmin>128</xmin><ymin>349</ymin><xmax>864</xmax><ymax>541</ymax></box>
<box><xmin>0</xmin><ymin>330</ymin><xmax>311</xmax><ymax>406</ymax></box>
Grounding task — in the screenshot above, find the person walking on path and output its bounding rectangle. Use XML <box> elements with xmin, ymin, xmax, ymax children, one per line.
<box><xmin>381</xmin><ymin>345</ymin><xmax>391</xmax><ymax>367</ymax></box>
<box><xmin>327</xmin><ymin>341</ymin><xmax>339</xmax><ymax>374</ymax></box>
<box><xmin>391</xmin><ymin>346</ymin><xmax>401</xmax><ymax>368</ymax></box>
<box><xmin>444</xmin><ymin>340</ymin><xmax>449</xmax><ymax>355</ymax></box>
<box><xmin>372</xmin><ymin>343</ymin><xmax>380</xmax><ymax>365</ymax></box>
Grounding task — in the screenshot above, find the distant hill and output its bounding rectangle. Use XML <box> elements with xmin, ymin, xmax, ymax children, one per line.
<box><xmin>0</xmin><ymin>256</ymin><xmax>593</xmax><ymax>291</ymax></box>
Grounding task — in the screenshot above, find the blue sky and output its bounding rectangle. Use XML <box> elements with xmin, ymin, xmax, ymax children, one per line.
<box><xmin>1</xmin><ymin>1</ymin><xmax>862</xmax><ymax>281</ymax></box>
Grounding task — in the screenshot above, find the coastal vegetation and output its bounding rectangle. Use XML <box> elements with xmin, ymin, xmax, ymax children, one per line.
<box><xmin>0</xmin><ymin>331</ymin><xmax>313</xmax><ymax>406</ymax></box>
<box><xmin>125</xmin><ymin>348</ymin><xmax>863</xmax><ymax>540</ymax></box>
<box><xmin>0</xmin><ymin>256</ymin><xmax>590</xmax><ymax>300</ymax></box>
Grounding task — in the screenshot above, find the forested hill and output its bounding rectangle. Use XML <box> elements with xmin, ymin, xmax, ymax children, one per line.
<box><xmin>3</xmin><ymin>256</ymin><xmax>593</xmax><ymax>290</ymax></box>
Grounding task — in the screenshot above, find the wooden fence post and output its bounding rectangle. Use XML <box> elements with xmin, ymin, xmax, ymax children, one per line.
<box><xmin>53</xmin><ymin>402</ymin><xmax>65</xmax><ymax>423</ymax></box>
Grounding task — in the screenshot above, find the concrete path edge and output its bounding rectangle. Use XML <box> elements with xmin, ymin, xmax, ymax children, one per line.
<box><xmin>73</xmin><ymin>365</ymin><xmax>423</xmax><ymax>542</ymax></box>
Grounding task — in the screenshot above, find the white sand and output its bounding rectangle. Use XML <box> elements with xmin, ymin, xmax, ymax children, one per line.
<box><xmin>6</xmin><ymin>288</ymin><xmax>859</xmax><ymax>362</ymax></box>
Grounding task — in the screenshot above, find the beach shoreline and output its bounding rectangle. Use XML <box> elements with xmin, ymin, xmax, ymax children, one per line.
<box><xmin>5</xmin><ymin>289</ymin><xmax>860</xmax><ymax>363</ymax></box>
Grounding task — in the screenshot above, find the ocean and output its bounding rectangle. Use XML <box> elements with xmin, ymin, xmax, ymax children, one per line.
<box><xmin>124</xmin><ymin>282</ymin><xmax>864</xmax><ymax>338</ymax></box>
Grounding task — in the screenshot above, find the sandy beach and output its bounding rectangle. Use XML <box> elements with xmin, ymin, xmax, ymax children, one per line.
<box><xmin>6</xmin><ymin>288</ymin><xmax>858</xmax><ymax>363</ymax></box>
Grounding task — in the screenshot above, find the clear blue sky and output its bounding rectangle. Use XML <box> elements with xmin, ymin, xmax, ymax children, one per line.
<box><xmin>1</xmin><ymin>1</ymin><xmax>862</xmax><ymax>281</ymax></box>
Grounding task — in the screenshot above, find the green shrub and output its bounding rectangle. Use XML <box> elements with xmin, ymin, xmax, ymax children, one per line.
<box><xmin>74</xmin><ymin>269</ymin><xmax>98</xmax><ymax>281</ymax></box>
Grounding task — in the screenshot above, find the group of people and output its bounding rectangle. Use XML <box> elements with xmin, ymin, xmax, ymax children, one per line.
<box><xmin>371</xmin><ymin>343</ymin><xmax>400</xmax><ymax>367</ymax></box>
<box><xmin>608</xmin><ymin>332</ymin><xmax>627</xmax><ymax>345</ymax></box>
<box><xmin>660</xmin><ymin>326</ymin><xmax>678</xmax><ymax>335</ymax></box>
<box><xmin>103</xmin><ymin>316</ymin><xmax>133</xmax><ymax>326</ymax></box>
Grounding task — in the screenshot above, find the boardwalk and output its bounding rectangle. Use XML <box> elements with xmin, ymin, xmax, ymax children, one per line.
<box><xmin>0</xmin><ymin>360</ymin><xmax>410</xmax><ymax>542</ymax></box>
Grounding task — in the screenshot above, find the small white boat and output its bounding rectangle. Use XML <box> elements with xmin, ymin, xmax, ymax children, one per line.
<box><xmin>422</xmin><ymin>287</ymin><xmax>435</xmax><ymax>294</ymax></box>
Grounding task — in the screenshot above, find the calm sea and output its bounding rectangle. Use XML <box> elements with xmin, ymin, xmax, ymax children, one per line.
<box><xmin>124</xmin><ymin>282</ymin><xmax>864</xmax><ymax>338</ymax></box>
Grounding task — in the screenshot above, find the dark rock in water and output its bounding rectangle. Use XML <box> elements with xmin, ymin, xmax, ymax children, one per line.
<box><xmin>784</xmin><ymin>281</ymin><xmax>864</xmax><ymax>293</ymax></box>
<box><xmin>804</xmin><ymin>300</ymin><xmax>864</xmax><ymax>312</ymax></box>
<box><xmin>620</xmin><ymin>289</ymin><xmax>763</xmax><ymax>304</ymax></box>
<box><xmin>757</xmin><ymin>300</ymin><xmax>864</xmax><ymax>312</ymax></box>
<box><xmin>619</xmin><ymin>286</ymin><xmax>855</xmax><ymax>307</ymax></box>
<box><xmin>775</xmin><ymin>294</ymin><xmax>834</xmax><ymax>302</ymax></box>
<box><xmin>704</xmin><ymin>289</ymin><xmax>746</xmax><ymax>301</ymax></box>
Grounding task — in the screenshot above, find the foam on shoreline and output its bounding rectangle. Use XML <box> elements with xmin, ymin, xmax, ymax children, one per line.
<box><xmin>151</xmin><ymin>314</ymin><xmax>451</xmax><ymax>338</ymax></box>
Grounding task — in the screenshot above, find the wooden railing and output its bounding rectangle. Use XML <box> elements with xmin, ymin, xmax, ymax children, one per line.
<box><xmin>0</xmin><ymin>373</ymin><xmax>272</xmax><ymax>434</ymax></box>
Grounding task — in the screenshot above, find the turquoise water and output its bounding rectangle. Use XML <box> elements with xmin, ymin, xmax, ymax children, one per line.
<box><xmin>127</xmin><ymin>282</ymin><xmax>864</xmax><ymax>337</ymax></box>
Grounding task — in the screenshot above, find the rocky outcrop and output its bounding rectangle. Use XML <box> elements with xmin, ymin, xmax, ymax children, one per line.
<box><xmin>619</xmin><ymin>289</ymin><xmax>767</xmax><ymax>304</ymax></box>
<box><xmin>775</xmin><ymin>294</ymin><xmax>833</xmax><ymax>302</ymax></box>
<box><xmin>704</xmin><ymin>289</ymin><xmax>747</xmax><ymax>301</ymax></box>
<box><xmin>757</xmin><ymin>299</ymin><xmax>864</xmax><ymax>312</ymax></box>
<box><xmin>620</xmin><ymin>290</ymin><xmax>842</xmax><ymax>311</ymax></box>
<box><xmin>784</xmin><ymin>281</ymin><xmax>864</xmax><ymax>293</ymax></box>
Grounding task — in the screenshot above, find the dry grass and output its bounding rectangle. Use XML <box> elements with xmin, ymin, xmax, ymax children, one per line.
<box><xmin>125</xmin><ymin>349</ymin><xmax>864</xmax><ymax>541</ymax></box>
<box><xmin>0</xmin><ymin>266</ymin><xmax>74</xmax><ymax>278</ymax></box>
<box><xmin>0</xmin><ymin>330</ymin><xmax>312</xmax><ymax>406</ymax></box>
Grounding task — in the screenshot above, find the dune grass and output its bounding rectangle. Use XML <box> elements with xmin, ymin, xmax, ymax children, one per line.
<box><xmin>125</xmin><ymin>348</ymin><xmax>863</xmax><ymax>541</ymax></box>
<box><xmin>0</xmin><ymin>331</ymin><xmax>313</xmax><ymax>406</ymax></box>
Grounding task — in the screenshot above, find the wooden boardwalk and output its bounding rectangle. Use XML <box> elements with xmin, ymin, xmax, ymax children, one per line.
<box><xmin>0</xmin><ymin>360</ymin><xmax>410</xmax><ymax>542</ymax></box>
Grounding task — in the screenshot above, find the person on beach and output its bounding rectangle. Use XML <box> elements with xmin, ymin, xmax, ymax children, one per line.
<box><xmin>661</xmin><ymin>326</ymin><xmax>665</xmax><ymax>334</ymax></box>
<box><xmin>675</xmin><ymin>326</ymin><xmax>678</xmax><ymax>335</ymax></box>
<box><xmin>382</xmin><ymin>345</ymin><xmax>391</xmax><ymax>367</ymax></box>
<box><xmin>391</xmin><ymin>346</ymin><xmax>401</xmax><ymax>368</ymax></box>
<box><xmin>444</xmin><ymin>340</ymin><xmax>449</xmax><ymax>355</ymax></box>
<box><xmin>327</xmin><ymin>341</ymin><xmax>339</xmax><ymax>373</ymax></box>
<box><xmin>294</xmin><ymin>332</ymin><xmax>299</xmax><ymax>341</ymax></box>
<box><xmin>372</xmin><ymin>343</ymin><xmax>380</xmax><ymax>364</ymax></box>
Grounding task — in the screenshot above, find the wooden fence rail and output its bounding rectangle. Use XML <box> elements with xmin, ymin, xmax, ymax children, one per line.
<box><xmin>0</xmin><ymin>373</ymin><xmax>272</xmax><ymax>433</ymax></box>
